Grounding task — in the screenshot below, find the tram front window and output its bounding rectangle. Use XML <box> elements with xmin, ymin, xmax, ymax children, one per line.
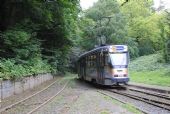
<box><xmin>109</xmin><ymin>53</ymin><xmax>127</xmax><ymax>66</ymax></box>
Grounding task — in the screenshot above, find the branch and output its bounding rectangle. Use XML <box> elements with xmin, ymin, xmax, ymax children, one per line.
<box><xmin>121</xmin><ymin>0</ymin><xmax>129</xmax><ymax>6</ymax></box>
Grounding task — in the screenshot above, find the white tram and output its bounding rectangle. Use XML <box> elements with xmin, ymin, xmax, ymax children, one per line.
<box><xmin>77</xmin><ymin>45</ymin><xmax>129</xmax><ymax>85</ymax></box>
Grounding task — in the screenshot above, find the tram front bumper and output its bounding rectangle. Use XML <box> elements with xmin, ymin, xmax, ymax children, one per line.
<box><xmin>104</xmin><ymin>77</ymin><xmax>129</xmax><ymax>85</ymax></box>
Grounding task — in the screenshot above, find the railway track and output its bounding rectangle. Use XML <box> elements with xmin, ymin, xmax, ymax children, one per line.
<box><xmin>27</xmin><ymin>80</ymin><xmax>69</xmax><ymax>114</ymax></box>
<box><xmin>110</xmin><ymin>89</ymin><xmax>170</xmax><ymax>110</ymax></box>
<box><xmin>0</xmin><ymin>78</ymin><xmax>69</xmax><ymax>114</ymax></box>
<box><xmin>98</xmin><ymin>85</ymin><xmax>170</xmax><ymax>113</ymax></box>
<box><xmin>128</xmin><ymin>84</ymin><xmax>170</xmax><ymax>94</ymax></box>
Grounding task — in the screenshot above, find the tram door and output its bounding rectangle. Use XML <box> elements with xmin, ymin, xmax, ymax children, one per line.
<box><xmin>97</xmin><ymin>53</ymin><xmax>104</xmax><ymax>84</ymax></box>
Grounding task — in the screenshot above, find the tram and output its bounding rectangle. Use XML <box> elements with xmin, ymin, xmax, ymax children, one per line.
<box><xmin>77</xmin><ymin>45</ymin><xmax>129</xmax><ymax>85</ymax></box>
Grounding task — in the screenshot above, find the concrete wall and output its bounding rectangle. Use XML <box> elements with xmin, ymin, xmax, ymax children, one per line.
<box><xmin>0</xmin><ymin>73</ymin><xmax>53</xmax><ymax>100</ymax></box>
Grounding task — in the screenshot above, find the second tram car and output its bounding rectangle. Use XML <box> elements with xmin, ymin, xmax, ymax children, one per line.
<box><xmin>77</xmin><ymin>45</ymin><xmax>129</xmax><ymax>85</ymax></box>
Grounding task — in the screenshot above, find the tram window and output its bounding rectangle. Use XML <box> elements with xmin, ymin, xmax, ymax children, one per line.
<box><xmin>89</xmin><ymin>56</ymin><xmax>91</xmax><ymax>67</ymax></box>
<box><xmin>100</xmin><ymin>54</ymin><xmax>104</xmax><ymax>66</ymax></box>
<box><xmin>92</xmin><ymin>55</ymin><xmax>95</xmax><ymax>67</ymax></box>
<box><xmin>90</xmin><ymin>56</ymin><xmax>92</xmax><ymax>67</ymax></box>
<box><xmin>88</xmin><ymin>56</ymin><xmax>91</xmax><ymax>67</ymax></box>
<box><xmin>91</xmin><ymin>56</ymin><xmax>93</xmax><ymax>67</ymax></box>
<box><xmin>91</xmin><ymin>55</ymin><xmax>94</xmax><ymax>67</ymax></box>
<box><xmin>86</xmin><ymin>56</ymin><xmax>88</xmax><ymax>67</ymax></box>
<box><xmin>103</xmin><ymin>55</ymin><xmax>105</xmax><ymax>65</ymax></box>
<box><xmin>85</xmin><ymin>57</ymin><xmax>87</xmax><ymax>64</ymax></box>
<box><xmin>105</xmin><ymin>54</ymin><xmax>109</xmax><ymax>66</ymax></box>
<box><xmin>94</xmin><ymin>55</ymin><xmax>96</xmax><ymax>66</ymax></box>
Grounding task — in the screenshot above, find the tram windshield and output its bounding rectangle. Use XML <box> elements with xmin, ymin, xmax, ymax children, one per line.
<box><xmin>109</xmin><ymin>53</ymin><xmax>128</xmax><ymax>66</ymax></box>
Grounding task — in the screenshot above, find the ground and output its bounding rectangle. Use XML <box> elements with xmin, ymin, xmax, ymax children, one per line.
<box><xmin>1</xmin><ymin>75</ymin><xmax>145</xmax><ymax>114</ymax></box>
<box><xmin>35</xmin><ymin>76</ymin><xmax>143</xmax><ymax>114</ymax></box>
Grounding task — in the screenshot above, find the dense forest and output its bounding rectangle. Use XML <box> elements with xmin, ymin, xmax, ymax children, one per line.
<box><xmin>77</xmin><ymin>0</ymin><xmax>170</xmax><ymax>58</ymax></box>
<box><xmin>0</xmin><ymin>0</ymin><xmax>80</xmax><ymax>79</ymax></box>
<box><xmin>0</xmin><ymin>0</ymin><xmax>169</xmax><ymax>80</ymax></box>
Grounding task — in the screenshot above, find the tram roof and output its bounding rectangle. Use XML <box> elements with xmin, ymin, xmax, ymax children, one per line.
<box><xmin>78</xmin><ymin>45</ymin><xmax>127</xmax><ymax>60</ymax></box>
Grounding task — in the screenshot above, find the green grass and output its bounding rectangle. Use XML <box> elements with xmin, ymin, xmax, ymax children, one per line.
<box><xmin>122</xmin><ymin>103</ymin><xmax>143</xmax><ymax>114</ymax></box>
<box><xmin>130</xmin><ymin>70</ymin><xmax>170</xmax><ymax>86</ymax></box>
<box><xmin>100</xmin><ymin>110</ymin><xmax>110</xmax><ymax>114</ymax></box>
<box><xmin>129</xmin><ymin>53</ymin><xmax>170</xmax><ymax>86</ymax></box>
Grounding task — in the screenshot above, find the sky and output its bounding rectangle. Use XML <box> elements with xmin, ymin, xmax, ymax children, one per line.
<box><xmin>153</xmin><ymin>0</ymin><xmax>170</xmax><ymax>9</ymax></box>
<box><xmin>80</xmin><ymin>0</ymin><xmax>98</xmax><ymax>10</ymax></box>
<box><xmin>80</xmin><ymin>0</ymin><xmax>170</xmax><ymax>10</ymax></box>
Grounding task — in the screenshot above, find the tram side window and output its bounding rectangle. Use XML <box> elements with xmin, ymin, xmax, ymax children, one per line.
<box><xmin>89</xmin><ymin>56</ymin><xmax>92</xmax><ymax>67</ymax></box>
<box><xmin>99</xmin><ymin>54</ymin><xmax>105</xmax><ymax>66</ymax></box>
<box><xmin>90</xmin><ymin>56</ymin><xmax>93</xmax><ymax>67</ymax></box>
<box><xmin>86</xmin><ymin>55</ymin><xmax>96</xmax><ymax>67</ymax></box>
<box><xmin>87</xmin><ymin>56</ymin><xmax>91</xmax><ymax>67</ymax></box>
<box><xmin>90</xmin><ymin>56</ymin><xmax>92</xmax><ymax>67</ymax></box>
<box><xmin>104</xmin><ymin>54</ymin><xmax>109</xmax><ymax>66</ymax></box>
<box><xmin>86</xmin><ymin>57</ymin><xmax>88</xmax><ymax>67</ymax></box>
<box><xmin>86</xmin><ymin>56</ymin><xmax>90</xmax><ymax>67</ymax></box>
<box><xmin>91</xmin><ymin>55</ymin><xmax>96</xmax><ymax>67</ymax></box>
<box><xmin>93</xmin><ymin>55</ymin><xmax>96</xmax><ymax>67</ymax></box>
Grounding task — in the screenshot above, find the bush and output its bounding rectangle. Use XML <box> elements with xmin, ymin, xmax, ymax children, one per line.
<box><xmin>138</xmin><ymin>39</ymin><xmax>155</xmax><ymax>56</ymax></box>
<box><xmin>129</xmin><ymin>53</ymin><xmax>170</xmax><ymax>71</ymax></box>
<box><xmin>27</xmin><ymin>58</ymin><xmax>52</xmax><ymax>74</ymax></box>
<box><xmin>0</xmin><ymin>58</ymin><xmax>52</xmax><ymax>80</ymax></box>
<box><xmin>2</xmin><ymin>29</ymin><xmax>41</xmax><ymax>60</ymax></box>
<box><xmin>126</xmin><ymin>38</ymin><xmax>139</xmax><ymax>58</ymax></box>
<box><xmin>3</xmin><ymin>30</ymin><xmax>31</xmax><ymax>46</ymax></box>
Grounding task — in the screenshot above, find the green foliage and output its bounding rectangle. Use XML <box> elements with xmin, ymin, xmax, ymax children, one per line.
<box><xmin>2</xmin><ymin>29</ymin><xmax>41</xmax><ymax>61</ymax></box>
<box><xmin>4</xmin><ymin>30</ymin><xmax>31</xmax><ymax>46</ymax></box>
<box><xmin>77</xmin><ymin>17</ymin><xmax>96</xmax><ymax>50</ymax></box>
<box><xmin>77</xmin><ymin>0</ymin><xmax>165</xmax><ymax>59</ymax></box>
<box><xmin>0</xmin><ymin>0</ymin><xmax>80</xmax><ymax>79</ymax></box>
<box><xmin>165</xmin><ymin>40</ymin><xmax>170</xmax><ymax>62</ymax></box>
<box><xmin>125</xmin><ymin>38</ymin><xmax>139</xmax><ymax>58</ymax></box>
<box><xmin>130</xmin><ymin>70</ymin><xmax>170</xmax><ymax>86</ymax></box>
<box><xmin>0</xmin><ymin>0</ymin><xmax>169</xmax><ymax>80</ymax></box>
<box><xmin>86</xmin><ymin>0</ymin><xmax>120</xmax><ymax>21</ymax></box>
<box><xmin>161</xmin><ymin>11</ymin><xmax>170</xmax><ymax>63</ymax></box>
<box><xmin>130</xmin><ymin>53</ymin><xmax>170</xmax><ymax>86</ymax></box>
<box><xmin>129</xmin><ymin>53</ymin><xmax>169</xmax><ymax>71</ymax></box>
<box><xmin>122</xmin><ymin>1</ymin><xmax>162</xmax><ymax>56</ymax></box>
<box><xmin>138</xmin><ymin>39</ymin><xmax>155</xmax><ymax>56</ymax></box>
<box><xmin>78</xmin><ymin>0</ymin><xmax>128</xmax><ymax>50</ymax></box>
<box><xmin>0</xmin><ymin>58</ymin><xmax>52</xmax><ymax>80</ymax></box>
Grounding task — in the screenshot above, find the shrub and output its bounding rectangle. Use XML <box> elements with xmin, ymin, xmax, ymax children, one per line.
<box><xmin>0</xmin><ymin>58</ymin><xmax>52</xmax><ymax>80</ymax></box>
<box><xmin>129</xmin><ymin>53</ymin><xmax>170</xmax><ymax>71</ymax></box>
<box><xmin>2</xmin><ymin>29</ymin><xmax>41</xmax><ymax>60</ymax></box>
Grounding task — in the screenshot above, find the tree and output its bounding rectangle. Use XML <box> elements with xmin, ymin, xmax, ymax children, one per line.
<box><xmin>0</xmin><ymin>0</ymin><xmax>80</xmax><ymax>77</ymax></box>
<box><xmin>161</xmin><ymin>11</ymin><xmax>170</xmax><ymax>63</ymax></box>
<box><xmin>79</xmin><ymin>0</ymin><xmax>128</xmax><ymax>49</ymax></box>
<box><xmin>121</xmin><ymin>0</ymin><xmax>163</xmax><ymax>56</ymax></box>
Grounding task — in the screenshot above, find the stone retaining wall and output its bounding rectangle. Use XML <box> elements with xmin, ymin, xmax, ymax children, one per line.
<box><xmin>0</xmin><ymin>73</ymin><xmax>53</xmax><ymax>100</ymax></box>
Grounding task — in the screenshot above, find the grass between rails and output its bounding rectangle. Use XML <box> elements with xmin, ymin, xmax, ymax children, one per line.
<box><xmin>129</xmin><ymin>53</ymin><xmax>170</xmax><ymax>86</ymax></box>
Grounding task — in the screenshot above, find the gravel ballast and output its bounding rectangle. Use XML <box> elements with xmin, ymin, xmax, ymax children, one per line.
<box><xmin>35</xmin><ymin>77</ymin><xmax>143</xmax><ymax>114</ymax></box>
